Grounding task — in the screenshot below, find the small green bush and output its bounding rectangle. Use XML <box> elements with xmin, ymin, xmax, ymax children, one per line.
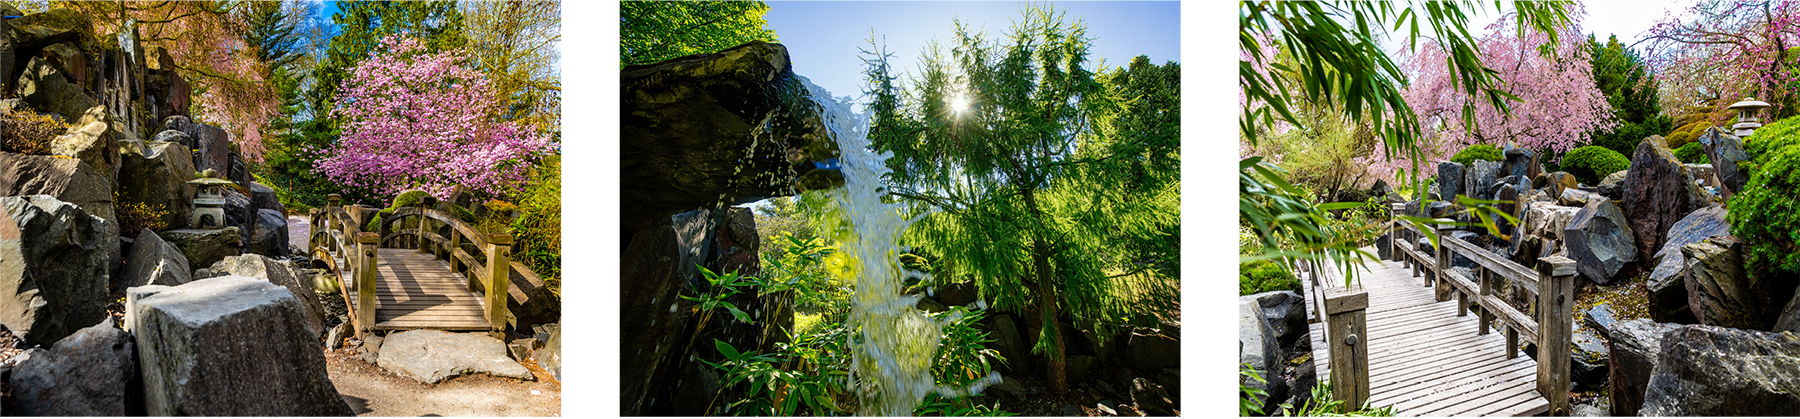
<box><xmin>1730</xmin><ymin>116</ymin><xmax>1800</xmax><ymax>280</ymax></box>
<box><xmin>365</xmin><ymin>190</ymin><xmax>434</xmax><ymax>231</ymax></box>
<box><xmin>1240</xmin><ymin>260</ymin><xmax>1300</xmax><ymax>295</ymax></box>
<box><xmin>512</xmin><ymin>155</ymin><xmax>561</xmax><ymax>297</ymax></box>
<box><xmin>1674</xmin><ymin>142</ymin><xmax>1710</xmax><ymax>164</ymax></box>
<box><xmin>1450</xmin><ymin>144</ymin><xmax>1504</xmax><ymax>167</ymax></box>
<box><xmin>1561</xmin><ymin>146</ymin><xmax>1632</xmax><ymax>186</ymax></box>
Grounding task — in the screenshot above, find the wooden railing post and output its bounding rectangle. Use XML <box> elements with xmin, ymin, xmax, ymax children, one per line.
<box><xmin>1537</xmin><ymin>255</ymin><xmax>1576</xmax><ymax>416</ymax></box>
<box><xmin>485</xmin><ymin>233</ymin><xmax>513</xmax><ymax>337</ymax></box>
<box><xmin>1389</xmin><ymin>203</ymin><xmax>1405</xmax><ymax>262</ymax></box>
<box><xmin>356</xmin><ymin>232</ymin><xmax>379</xmax><ymax>339</ymax></box>
<box><xmin>419</xmin><ymin>197</ymin><xmax>437</xmax><ymax>253</ymax></box>
<box><xmin>1479</xmin><ymin>268</ymin><xmax>1495</xmax><ymax>336</ymax></box>
<box><xmin>1434</xmin><ymin>219</ymin><xmax>1454</xmax><ymax>300</ymax></box>
<box><xmin>327</xmin><ymin>194</ymin><xmax>343</xmax><ymax>232</ymax></box>
<box><xmin>1324</xmin><ymin>287</ymin><xmax>1370</xmax><ymax>409</ymax></box>
<box><xmin>448</xmin><ymin>228</ymin><xmax>464</xmax><ymax>273</ymax></box>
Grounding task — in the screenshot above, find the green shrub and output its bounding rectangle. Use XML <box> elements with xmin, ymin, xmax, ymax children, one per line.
<box><xmin>1674</xmin><ymin>142</ymin><xmax>1710</xmax><ymax>164</ymax></box>
<box><xmin>1729</xmin><ymin>116</ymin><xmax>1800</xmax><ymax>281</ymax></box>
<box><xmin>513</xmin><ymin>155</ymin><xmax>561</xmax><ymax>297</ymax></box>
<box><xmin>365</xmin><ymin>189</ymin><xmax>434</xmax><ymax>231</ymax></box>
<box><xmin>1240</xmin><ymin>260</ymin><xmax>1300</xmax><ymax>295</ymax></box>
<box><xmin>1561</xmin><ymin>146</ymin><xmax>1631</xmax><ymax>186</ymax></box>
<box><xmin>1450</xmin><ymin>144</ymin><xmax>1504</xmax><ymax>167</ymax></box>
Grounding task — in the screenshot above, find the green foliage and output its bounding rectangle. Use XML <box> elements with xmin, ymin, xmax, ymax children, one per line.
<box><xmin>1561</xmin><ymin>146</ymin><xmax>1632</xmax><ymax>186</ymax></box>
<box><xmin>114</xmin><ymin>190</ymin><xmax>170</xmax><ymax>234</ymax></box>
<box><xmin>1674</xmin><ymin>142</ymin><xmax>1710</xmax><ymax>164</ymax></box>
<box><xmin>311</xmin><ymin>1</ymin><xmax>466</xmax><ymax>127</ymax></box>
<box><xmin>758</xmin><ymin>232</ymin><xmax>847</xmax><ymax>317</ymax></box>
<box><xmin>1729</xmin><ymin>116</ymin><xmax>1800</xmax><ymax>281</ymax></box>
<box><xmin>700</xmin><ymin>339</ymin><xmax>845</xmax><ymax>416</ymax></box>
<box><xmin>684</xmin><ymin>266</ymin><xmax>757</xmax><ymax>324</ymax></box>
<box><xmin>512</xmin><ymin>155</ymin><xmax>561</xmax><ymax>297</ymax></box>
<box><xmin>1450</xmin><ymin>144</ymin><xmax>1504</xmax><ymax>167</ymax></box>
<box><xmin>620</xmin><ymin>1</ymin><xmax>777</xmax><ymax>67</ymax></box>
<box><xmin>927</xmin><ymin>308</ymin><xmax>1001</xmax><ymax>388</ymax></box>
<box><xmin>1241</xmin><ymin>260</ymin><xmax>1301</xmax><ymax>295</ymax></box>
<box><xmin>1241</xmin><ymin>363</ymin><xmax>1270</xmax><ymax>416</ymax></box>
<box><xmin>1240</xmin><ymin>158</ymin><xmax>1381</xmax><ymax>286</ymax></box>
<box><xmin>913</xmin><ymin>394</ymin><xmax>1017</xmax><ymax>416</ymax></box>
<box><xmin>364</xmin><ymin>190</ymin><xmax>433</xmax><ymax>232</ymax></box>
<box><xmin>1585</xmin><ymin>34</ymin><xmax>1673</xmax><ymax>158</ymax></box>
<box><xmin>1278</xmin><ymin>378</ymin><xmax>1399</xmax><ymax>416</ymax></box>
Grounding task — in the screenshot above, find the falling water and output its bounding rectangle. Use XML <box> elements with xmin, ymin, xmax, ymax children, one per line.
<box><xmin>796</xmin><ymin>77</ymin><xmax>1001</xmax><ymax>416</ymax></box>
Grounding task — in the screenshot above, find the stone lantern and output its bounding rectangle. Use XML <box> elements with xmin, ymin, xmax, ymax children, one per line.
<box><xmin>186</xmin><ymin>169</ymin><xmax>234</xmax><ymax>229</ymax></box>
<box><xmin>1729</xmin><ymin>97</ymin><xmax>1773</xmax><ymax>137</ymax></box>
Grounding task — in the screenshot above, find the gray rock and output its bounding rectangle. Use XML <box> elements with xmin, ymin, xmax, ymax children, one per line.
<box><xmin>1133</xmin><ymin>329</ymin><xmax>1181</xmax><ymax>373</ymax></box>
<box><xmin>508</xmin><ymin>338</ymin><xmax>537</xmax><ymax>362</ymax></box>
<box><xmin>0</xmin><ymin>151</ymin><xmax>116</xmax><ymax>226</ymax></box>
<box><xmin>222</xmin><ymin>187</ymin><xmax>253</xmax><ymax>248</ymax></box>
<box><xmin>7</xmin><ymin>320</ymin><xmax>136</xmax><ymax>416</ymax></box>
<box><xmin>1131</xmin><ymin>377</ymin><xmax>1176</xmax><ymax>416</ymax></box>
<box><xmin>1572</xmin><ymin>329</ymin><xmax>1609</xmax><ymax>392</ymax></box>
<box><xmin>1698</xmin><ymin>127</ymin><xmax>1751</xmax><ymax>197</ymax></box>
<box><xmin>1606</xmin><ymin>319</ymin><xmax>1680</xmax><ymax>416</ymax></box>
<box><xmin>206</xmin><ymin>254</ymin><xmax>325</xmax><ymax>339</ymax></box>
<box><xmin>1376</xmin><ymin>231</ymin><xmax>1393</xmax><ymax>259</ymax></box>
<box><xmin>53</xmin><ymin>116</ymin><xmax>119</xmax><ymax>183</ymax></box>
<box><xmin>377</xmin><ymin>330</ymin><xmax>534</xmax><ymax>384</ymax></box>
<box><xmin>914</xmin><ymin>295</ymin><xmax>949</xmax><ymax>313</ymax></box>
<box><xmin>0</xmin><ymin>196</ymin><xmax>113</xmax><ymax>346</ymax></box>
<box><xmin>990</xmin><ymin>314</ymin><xmax>1031</xmax><ymax>376</ymax></box>
<box><xmin>1468</xmin><ymin>160</ymin><xmax>1502</xmax><ymax>200</ymax></box>
<box><xmin>989</xmin><ymin>375</ymin><xmax>1025</xmax><ymax>397</ymax></box>
<box><xmin>532</xmin><ymin>323</ymin><xmax>559</xmax><ymax>381</ymax></box>
<box><xmin>249</xmin><ymin>182</ymin><xmax>283</xmax><ymax>213</ymax></box>
<box><xmin>1572</xmin><ymin>403</ymin><xmax>1608</xmax><ymax>417</ymax></box>
<box><xmin>1239</xmin><ymin>299</ymin><xmax>1284</xmax><ymax>414</ymax></box>
<box><xmin>1062</xmin><ymin>404</ymin><xmax>1082</xmax><ymax>416</ymax></box>
<box><xmin>1439</xmin><ymin>162</ymin><xmax>1466</xmax><ymax>201</ymax></box>
<box><xmin>122</xmin><ymin>228</ymin><xmax>190</xmax><ymax>289</ymax></box>
<box><xmin>325</xmin><ymin>321</ymin><xmax>351</xmax><ymax>350</ymax></box>
<box><xmin>1448</xmin><ymin>230</ymin><xmax>1481</xmax><ymax>269</ymax></box>
<box><xmin>117</xmin><ymin>139</ymin><xmax>197</xmax><ymax>230</ymax></box>
<box><xmin>1537</xmin><ymin>171</ymin><xmax>1580</xmax><ymax>199</ymax></box>
<box><xmin>183</xmin><ymin>123</ymin><xmax>231</xmax><ymax>177</ymax></box>
<box><xmin>1066</xmin><ymin>354</ymin><xmax>1096</xmax><ymax>384</ymax></box>
<box><xmin>1597</xmin><ymin>170</ymin><xmax>1629</xmax><ymax>199</ymax></box>
<box><xmin>248</xmin><ymin>208</ymin><xmax>288</xmax><ymax>257</ymax></box>
<box><xmin>1641</xmin><ymin>325</ymin><xmax>1800</xmax><ymax>415</ymax></box>
<box><xmin>1646</xmin><ymin>205</ymin><xmax>1731</xmax><ymax>324</ymax></box>
<box><xmin>1502</xmin><ymin>145</ymin><xmax>1540</xmax><ymax>180</ymax></box>
<box><xmin>1583</xmin><ymin>305</ymin><xmax>1619</xmax><ymax>338</ymax></box>
<box><xmin>1681</xmin><ymin>236</ymin><xmax>1781</xmax><ymax>330</ymax></box>
<box><xmin>129</xmin><ymin>276</ymin><xmax>352</xmax><ymax>416</ymax></box>
<box><xmin>16</xmin><ymin>57</ymin><xmax>98</xmax><ymax>130</ymax></box>
<box><xmin>1623</xmin><ymin>135</ymin><xmax>1717</xmax><ymax>265</ymax></box>
<box><xmin>1563</xmin><ymin>198</ymin><xmax>1636</xmax><ymax>285</ymax></box>
<box><xmin>161</xmin><ymin>227</ymin><xmax>241</xmax><ymax>270</ymax></box>
<box><xmin>151</xmin><ymin>129</ymin><xmax>192</xmax><ymax>149</ymax></box>
<box><xmin>1245</xmin><ymin>291</ymin><xmax>1306</xmax><ymax>353</ymax></box>
<box><xmin>1558</xmin><ymin>188</ymin><xmax>1599</xmax><ymax>206</ymax></box>
<box><xmin>1095</xmin><ymin>401</ymin><xmax>1118</xmax><ymax>416</ymax></box>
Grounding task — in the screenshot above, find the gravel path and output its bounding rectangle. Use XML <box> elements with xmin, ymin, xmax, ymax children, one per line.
<box><xmin>326</xmin><ymin>350</ymin><xmax>561</xmax><ymax>416</ymax></box>
<box><xmin>288</xmin><ymin>214</ymin><xmax>310</xmax><ymax>254</ymax></box>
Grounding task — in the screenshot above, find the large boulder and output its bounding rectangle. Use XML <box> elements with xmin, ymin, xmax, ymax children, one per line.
<box><xmin>1563</xmin><ymin>198</ymin><xmax>1636</xmax><ymax>285</ymax></box>
<box><xmin>621</xmin><ymin>41</ymin><xmax>841</xmax><ymax>245</ymax></box>
<box><xmin>1622</xmin><ymin>135</ymin><xmax>1717</xmax><ymax>264</ymax></box>
<box><xmin>144</xmin><ymin>48</ymin><xmax>191</xmax><ymax>122</ymax></box>
<box><xmin>121</xmin><ymin>228</ymin><xmax>190</xmax><ymax>289</ymax></box>
<box><xmin>1571</xmin><ymin>329</ymin><xmax>1609</xmax><ymax>392</ymax></box>
<box><xmin>990</xmin><ymin>314</ymin><xmax>1031</xmax><ymax>376</ymax></box>
<box><xmin>1597</xmin><ymin>170</ymin><xmax>1629</xmax><ymax>200</ymax></box>
<box><xmin>1697</xmin><ymin>127</ymin><xmax>1751</xmax><ymax>198</ymax></box>
<box><xmin>1245</xmin><ymin>291</ymin><xmax>1306</xmax><ymax>353</ymax></box>
<box><xmin>9</xmin><ymin>8</ymin><xmax>90</xmax><ymax>54</ymax></box>
<box><xmin>377</xmin><ymin>330</ymin><xmax>533</xmax><ymax>384</ymax></box>
<box><xmin>127</xmin><ymin>276</ymin><xmax>353</xmax><ymax>416</ymax></box>
<box><xmin>150</xmin><ymin>129</ymin><xmax>191</xmax><ymax>149</ymax></box>
<box><xmin>182</xmin><ymin>123</ymin><xmax>230</xmax><ymax>176</ymax></box>
<box><xmin>0</xmin><ymin>195</ymin><xmax>112</xmax><ymax>346</ymax></box>
<box><xmin>160</xmin><ymin>227</ymin><xmax>241</xmax><ymax>269</ymax></box>
<box><xmin>1640</xmin><ymin>325</ymin><xmax>1800</xmax><ymax>415</ymax></box>
<box><xmin>1605</xmin><ymin>318</ymin><xmax>1681</xmax><ymax>416</ymax></box>
<box><xmin>249</xmin><ymin>181</ymin><xmax>283</xmax><ymax>213</ymax></box>
<box><xmin>117</xmin><ymin>139</ymin><xmax>196</xmax><ymax>230</ymax></box>
<box><xmin>205</xmin><ymin>254</ymin><xmax>324</xmax><ymax>339</ymax></box>
<box><xmin>1467</xmin><ymin>160</ymin><xmax>1501</xmax><ymax>200</ymax></box>
<box><xmin>222</xmin><ymin>187</ymin><xmax>253</xmax><ymax>247</ymax></box>
<box><xmin>248</xmin><ymin>208</ymin><xmax>288</xmax><ymax>257</ymax></box>
<box><xmin>533</xmin><ymin>323</ymin><xmax>560</xmax><ymax>381</ymax></box>
<box><xmin>1438</xmin><ymin>161</ymin><xmax>1466</xmax><ymax>201</ymax></box>
<box><xmin>7</xmin><ymin>320</ymin><xmax>138</xmax><ymax>416</ymax></box>
<box><xmin>1134</xmin><ymin>329</ymin><xmax>1181</xmax><ymax>373</ymax></box>
<box><xmin>1646</xmin><ymin>205</ymin><xmax>1731</xmax><ymax>324</ymax></box>
<box><xmin>1238</xmin><ymin>298</ymin><xmax>1285</xmax><ymax>414</ymax></box>
<box><xmin>52</xmin><ymin>111</ymin><xmax>119</xmax><ymax>182</ymax></box>
<box><xmin>1536</xmin><ymin>171</ymin><xmax>1580</xmax><ymax>198</ymax></box>
<box><xmin>15</xmin><ymin>57</ymin><xmax>97</xmax><ymax>124</ymax></box>
<box><xmin>1502</xmin><ymin>145</ymin><xmax>1541</xmax><ymax>180</ymax></box>
<box><xmin>1681</xmin><ymin>236</ymin><xmax>1787</xmax><ymax>330</ymax></box>
<box><xmin>0</xmin><ymin>151</ymin><xmax>115</xmax><ymax>225</ymax></box>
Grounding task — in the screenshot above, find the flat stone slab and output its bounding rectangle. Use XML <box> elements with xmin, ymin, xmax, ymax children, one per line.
<box><xmin>377</xmin><ymin>330</ymin><xmax>533</xmax><ymax>384</ymax></box>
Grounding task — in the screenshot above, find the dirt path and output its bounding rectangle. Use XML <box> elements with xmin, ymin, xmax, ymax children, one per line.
<box><xmin>325</xmin><ymin>350</ymin><xmax>562</xmax><ymax>416</ymax></box>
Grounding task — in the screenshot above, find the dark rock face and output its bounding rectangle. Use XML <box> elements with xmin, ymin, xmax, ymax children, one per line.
<box><xmin>1134</xmin><ymin>329</ymin><xmax>1181</xmax><ymax>373</ymax></box>
<box><xmin>249</xmin><ymin>208</ymin><xmax>288</xmax><ymax>257</ymax></box>
<box><xmin>1537</xmin><ymin>171</ymin><xmax>1580</xmax><ymax>198</ymax></box>
<box><xmin>1646</xmin><ymin>205</ymin><xmax>1731</xmax><ymax>324</ymax></box>
<box><xmin>1467</xmin><ymin>160</ymin><xmax>1501</xmax><ymax>200</ymax></box>
<box><xmin>1572</xmin><ymin>329</ymin><xmax>1609</xmax><ymax>392</ymax></box>
<box><xmin>1447</xmin><ymin>230</ymin><xmax>1481</xmax><ymax>269</ymax></box>
<box><xmin>1132</xmin><ymin>377</ymin><xmax>1178</xmax><ymax>416</ymax></box>
<box><xmin>1606</xmin><ymin>319</ymin><xmax>1680</xmax><ymax>416</ymax></box>
<box><xmin>0</xmin><ymin>196</ymin><xmax>112</xmax><ymax>347</ymax></box>
<box><xmin>150</xmin><ymin>129</ymin><xmax>191</xmax><ymax>149</ymax></box>
<box><xmin>1697</xmin><ymin>127</ymin><xmax>1751</xmax><ymax>198</ymax></box>
<box><xmin>621</xmin><ymin>41</ymin><xmax>842</xmax><ymax>246</ymax></box>
<box><xmin>1502</xmin><ymin>145</ymin><xmax>1540</xmax><ymax>180</ymax></box>
<box><xmin>1438</xmin><ymin>162</ymin><xmax>1466</xmax><ymax>201</ymax></box>
<box><xmin>1640</xmin><ymin>325</ymin><xmax>1800</xmax><ymax>416</ymax></box>
<box><xmin>8</xmin><ymin>320</ymin><xmax>138</xmax><ymax>416</ymax></box>
<box><xmin>160</xmin><ymin>227</ymin><xmax>241</xmax><ymax>270</ymax></box>
<box><xmin>205</xmin><ymin>254</ymin><xmax>324</xmax><ymax>339</ymax></box>
<box><xmin>1563</xmin><ymin>198</ymin><xmax>1636</xmax><ymax>285</ymax></box>
<box><xmin>128</xmin><ymin>276</ymin><xmax>353</xmax><ymax>416</ymax></box>
<box><xmin>1239</xmin><ymin>299</ymin><xmax>1284</xmax><ymax>413</ymax></box>
<box><xmin>1376</xmin><ymin>231</ymin><xmax>1393</xmax><ymax>259</ymax></box>
<box><xmin>16</xmin><ymin>56</ymin><xmax>97</xmax><ymax>123</ymax></box>
<box><xmin>145</xmin><ymin>48</ymin><xmax>191</xmax><ymax>122</ymax></box>
<box><xmin>989</xmin><ymin>314</ymin><xmax>1031</xmax><ymax>376</ymax></box>
<box><xmin>1623</xmin><ymin>135</ymin><xmax>1717</xmax><ymax>264</ymax></box>
<box><xmin>1597</xmin><ymin>170</ymin><xmax>1629</xmax><ymax>200</ymax></box>
<box><xmin>122</xmin><ymin>228</ymin><xmax>190</xmax><ymax>290</ymax></box>
<box><xmin>1246</xmin><ymin>291</ymin><xmax>1306</xmax><ymax>354</ymax></box>
<box><xmin>222</xmin><ymin>184</ymin><xmax>253</xmax><ymax>248</ymax></box>
<box><xmin>249</xmin><ymin>182</ymin><xmax>283</xmax><ymax>215</ymax></box>
<box><xmin>182</xmin><ymin>123</ymin><xmax>230</xmax><ymax>178</ymax></box>
<box><xmin>935</xmin><ymin>281</ymin><xmax>977</xmax><ymax>307</ymax></box>
<box><xmin>1681</xmin><ymin>236</ymin><xmax>1787</xmax><ymax>330</ymax></box>
<box><xmin>118</xmin><ymin>140</ymin><xmax>196</xmax><ymax>230</ymax></box>
<box><xmin>0</xmin><ymin>151</ymin><xmax>115</xmax><ymax>225</ymax></box>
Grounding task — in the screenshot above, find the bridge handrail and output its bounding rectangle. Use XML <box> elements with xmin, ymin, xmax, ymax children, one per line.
<box><xmin>1385</xmin><ymin>202</ymin><xmax>1576</xmax><ymax>416</ymax></box>
<box><xmin>309</xmin><ymin>194</ymin><xmax>383</xmax><ymax>339</ymax></box>
<box><xmin>371</xmin><ymin>196</ymin><xmax>534</xmax><ymax>334</ymax></box>
<box><xmin>1298</xmin><ymin>258</ymin><xmax>1371</xmax><ymax>409</ymax></box>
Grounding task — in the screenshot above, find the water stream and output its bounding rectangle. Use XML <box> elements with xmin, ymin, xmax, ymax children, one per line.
<box><xmin>797</xmin><ymin>78</ymin><xmax>1001</xmax><ymax>416</ymax></box>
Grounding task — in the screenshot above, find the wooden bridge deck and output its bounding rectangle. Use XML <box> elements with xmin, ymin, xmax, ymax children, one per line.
<box><xmin>341</xmin><ymin>248</ymin><xmax>490</xmax><ymax>330</ymax></box>
<box><xmin>1305</xmin><ymin>249</ymin><xmax>1549</xmax><ymax>416</ymax></box>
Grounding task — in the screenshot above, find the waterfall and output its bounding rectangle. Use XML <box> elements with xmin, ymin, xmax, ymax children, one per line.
<box><xmin>797</xmin><ymin>77</ymin><xmax>999</xmax><ymax>416</ymax></box>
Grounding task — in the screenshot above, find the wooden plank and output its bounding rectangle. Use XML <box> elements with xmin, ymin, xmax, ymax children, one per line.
<box><xmin>1439</xmin><ymin>234</ymin><xmax>1540</xmax><ymax>290</ymax></box>
<box><xmin>1407</xmin><ymin>368</ymin><xmax>1543</xmax><ymax>416</ymax></box>
<box><xmin>1325</xmin><ymin>290</ymin><xmax>1369</xmax><ymax>314</ymax></box>
<box><xmin>1480</xmin><ymin>294</ymin><xmax>1539</xmax><ymax>345</ymax></box>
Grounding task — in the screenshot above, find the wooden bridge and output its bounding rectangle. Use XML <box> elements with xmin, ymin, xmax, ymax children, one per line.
<box><xmin>1299</xmin><ymin>206</ymin><xmax>1578</xmax><ymax>416</ymax></box>
<box><xmin>309</xmin><ymin>194</ymin><xmax>546</xmax><ymax>338</ymax></box>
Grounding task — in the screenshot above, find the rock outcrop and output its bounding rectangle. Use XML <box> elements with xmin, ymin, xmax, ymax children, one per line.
<box><xmin>204</xmin><ymin>254</ymin><xmax>325</xmax><ymax>339</ymax></box>
<box><xmin>1563</xmin><ymin>198</ymin><xmax>1635</xmax><ymax>285</ymax></box>
<box><xmin>0</xmin><ymin>151</ymin><xmax>114</xmax><ymax>224</ymax></box>
<box><xmin>117</xmin><ymin>139</ymin><xmax>195</xmax><ymax>230</ymax></box>
<box><xmin>377</xmin><ymin>330</ymin><xmax>533</xmax><ymax>384</ymax></box>
<box><xmin>1438</xmin><ymin>162</ymin><xmax>1466</xmax><ymax>201</ymax></box>
<box><xmin>52</xmin><ymin>107</ymin><xmax>119</xmax><ymax>182</ymax></box>
<box><xmin>1640</xmin><ymin>325</ymin><xmax>1800</xmax><ymax>415</ymax></box>
<box><xmin>121</xmin><ymin>228</ymin><xmax>190</xmax><ymax>289</ymax></box>
<box><xmin>1246</xmin><ymin>291</ymin><xmax>1307</xmax><ymax>353</ymax></box>
<box><xmin>1239</xmin><ymin>297</ymin><xmax>1286</xmax><ymax>414</ymax></box>
<box><xmin>1622</xmin><ymin>136</ymin><xmax>1717</xmax><ymax>264</ymax></box>
<box><xmin>1604</xmin><ymin>318</ymin><xmax>1680</xmax><ymax>416</ymax></box>
<box><xmin>128</xmin><ymin>276</ymin><xmax>353</xmax><ymax>416</ymax></box>
<box><xmin>249</xmin><ymin>208</ymin><xmax>288</xmax><ymax>256</ymax></box>
<box><xmin>1681</xmin><ymin>236</ymin><xmax>1787</xmax><ymax>330</ymax></box>
<box><xmin>7</xmin><ymin>320</ymin><xmax>138</xmax><ymax>416</ymax></box>
<box><xmin>1646</xmin><ymin>205</ymin><xmax>1731</xmax><ymax>324</ymax></box>
<box><xmin>1697</xmin><ymin>127</ymin><xmax>1751</xmax><ymax>199</ymax></box>
<box><xmin>0</xmin><ymin>195</ymin><xmax>112</xmax><ymax>346</ymax></box>
<box><xmin>160</xmin><ymin>227</ymin><xmax>241</xmax><ymax>270</ymax></box>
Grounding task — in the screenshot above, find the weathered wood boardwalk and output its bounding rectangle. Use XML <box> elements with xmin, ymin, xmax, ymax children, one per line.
<box><xmin>342</xmin><ymin>249</ymin><xmax>490</xmax><ymax>330</ymax></box>
<box><xmin>1305</xmin><ymin>248</ymin><xmax>1550</xmax><ymax>416</ymax></box>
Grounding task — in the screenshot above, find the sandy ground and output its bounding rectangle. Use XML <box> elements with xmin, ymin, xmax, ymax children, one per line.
<box><xmin>289</xmin><ymin>214</ymin><xmax>311</xmax><ymax>254</ymax></box>
<box><xmin>325</xmin><ymin>350</ymin><xmax>562</xmax><ymax>417</ymax></box>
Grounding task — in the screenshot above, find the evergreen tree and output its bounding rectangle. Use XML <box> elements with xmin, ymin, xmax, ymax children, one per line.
<box><xmin>1586</xmin><ymin>34</ymin><xmax>1673</xmax><ymax>158</ymax></box>
<box><xmin>864</xmin><ymin>5</ymin><xmax>1179</xmax><ymax>394</ymax></box>
<box><xmin>620</xmin><ymin>1</ymin><xmax>777</xmax><ymax>67</ymax></box>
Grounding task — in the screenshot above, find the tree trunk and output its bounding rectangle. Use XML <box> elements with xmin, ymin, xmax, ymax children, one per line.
<box><xmin>1021</xmin><ymin>187</ymin><xmax>1068</xmax><ymax>394</ymax></box>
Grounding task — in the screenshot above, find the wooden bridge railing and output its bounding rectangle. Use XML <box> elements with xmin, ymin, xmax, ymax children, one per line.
<box><xmin>308</xmin><ymin>194</ymin><xmax>379</xmax><ymax>338</ymax></box>
<box><xmin>1385</xmin><ymin>203</ymin><xmax>1577</xmax><ymax>415</ymax></box>
<box><xmin>1299</xmin><ymin>258</ymin><xmax>1371</xmax><ymax>409</ymax></box>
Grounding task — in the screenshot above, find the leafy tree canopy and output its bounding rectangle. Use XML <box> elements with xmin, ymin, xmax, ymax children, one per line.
<box><xmin>620</xmin><ymin>1</ymin><xmax>778</xmax><ymax>67</ymax></box>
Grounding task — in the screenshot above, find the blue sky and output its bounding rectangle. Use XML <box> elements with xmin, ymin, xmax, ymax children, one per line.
<box><xmin>765</xmin><ymin>1</ymin><xmax>1179</xmax><ymax>106</ymax></box>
